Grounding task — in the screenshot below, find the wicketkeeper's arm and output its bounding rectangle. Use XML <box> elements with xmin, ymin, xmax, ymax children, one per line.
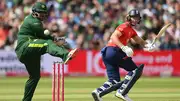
<box><xmin>30</xmin><ymin>21</ymin><xmax>54</xmax><ymax>40</ymax></box>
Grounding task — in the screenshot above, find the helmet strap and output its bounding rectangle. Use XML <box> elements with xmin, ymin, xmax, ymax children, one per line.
<box><xmin>126</xmin><ymin>14</ymin><xmax>131</xmax><ymax>21</ymax></box>
<box><xmin>128</xmin><ymin>16</ymin><xmax>141</xmax><ymax>26</ymax></box>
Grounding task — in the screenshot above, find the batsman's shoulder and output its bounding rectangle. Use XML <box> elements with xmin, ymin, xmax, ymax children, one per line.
<box><xmin>116</xmin><ymin>22</ymin><xmax>128</xmax><ymax>31</ymax></box>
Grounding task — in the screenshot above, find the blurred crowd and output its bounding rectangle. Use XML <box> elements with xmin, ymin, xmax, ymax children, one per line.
<box><xmin>0</xmin><ymin>0</ymin><xmax>179</xmax><ymax>51</ymax></box>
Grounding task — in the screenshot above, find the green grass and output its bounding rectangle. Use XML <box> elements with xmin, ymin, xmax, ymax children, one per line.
<box><xmin>0</xmin><ymin>77</ymin><xmax>180</xmax><ymax>101</ymax></box>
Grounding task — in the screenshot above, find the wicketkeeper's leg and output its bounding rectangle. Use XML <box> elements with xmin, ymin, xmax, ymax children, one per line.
<box><xmin>20</xmin><ymin>39</ymin><xmax>69</xmax><ymax>63</ymax></box>
<box><xmin>22</xmin><ymin>57</ymin><xmax>41</xmax><ymax>101</ymax></box>
<box><xmin>19</xmin><ymin>39</ymin><xmax>69</xmax><ymax>101</ymax></box>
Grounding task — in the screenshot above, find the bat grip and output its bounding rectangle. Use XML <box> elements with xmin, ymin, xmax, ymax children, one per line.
<box><xmin>151</xmin><ymin>38</ymin><xmax>157</xmax><ymax>45</ymax></box>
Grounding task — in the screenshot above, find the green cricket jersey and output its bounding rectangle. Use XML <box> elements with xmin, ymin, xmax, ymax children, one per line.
<box><xmin>15</xmin><ymin>14</ymin><xmax>53</xmax><ymax>59</ymax></box>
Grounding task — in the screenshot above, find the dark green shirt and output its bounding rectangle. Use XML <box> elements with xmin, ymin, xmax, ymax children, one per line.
<box><xmin>15</xmin><ymin>14</ymin><xmax>53</xmax><ymax>58</ymax></box>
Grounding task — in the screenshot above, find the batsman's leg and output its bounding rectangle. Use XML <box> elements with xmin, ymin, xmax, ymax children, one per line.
<box><xmin>92</xmin><ymin>80</ymin><xmax>121</xmax><ymax>101</ymax></box>
<box><xmin>115</xmin><ymin>64</ymin><xmax>144</xmax><ymax>101</ymax></box>
<box><xmin>92</xmin><ymin>60</ymin><xmax>122</xmax><ymax>101</ymax></box>
<box><xmin>97</xmin><ymin>64</ymin><xmax>144</xmax><ymax>101</ymax></box>
<box><xmin>99</xmin><ymin>80</ymin><xmax>123</xmax><ymax>97</ymax></box>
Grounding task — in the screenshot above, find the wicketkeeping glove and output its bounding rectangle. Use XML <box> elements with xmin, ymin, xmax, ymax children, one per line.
<box><xmin>54</xmin><ymin>37</ymin><xmax>66</xmax><ymax>42</ymax></box>
<box><xmin>54</xmin><ymin>37</ymin><xmax>67</xmax><ymax>46</ymax></box>
<box><xmin>121</xmin><ymin>46</ymin><xmax>134</xmax><ymax>57</ymax></box>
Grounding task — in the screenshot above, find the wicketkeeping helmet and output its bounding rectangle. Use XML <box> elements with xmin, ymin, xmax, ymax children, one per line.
<box><xmin>32</xmin><ymin>2</ymin><xmax>48</xmax><ymax>21</ymax></box>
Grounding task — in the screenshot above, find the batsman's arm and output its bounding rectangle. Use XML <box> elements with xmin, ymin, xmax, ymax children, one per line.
<box><xmin>132</xmin><ymin>36</ymin><xmax>148</xmax><ymax>48</ymax></box>
<box><xmin>111</xmin><ymin>30</ymin><xmax>134</xmax><ymax>57</ymax></box>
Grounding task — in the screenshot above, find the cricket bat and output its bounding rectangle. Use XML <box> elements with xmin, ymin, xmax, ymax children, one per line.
<box><xmin>151</xmin><ymin>23</ymin><xmax>171</xmax><ymax>45</ymax></box>
<box><xmin>64</xmin><ymin>48</ymin><xmax>78</xmax><ymax>64</ymax></box>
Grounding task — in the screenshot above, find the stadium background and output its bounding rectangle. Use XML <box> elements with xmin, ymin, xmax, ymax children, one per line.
<box><xmin>0</xmin><ymin>0</ymin><xmax>180</xmax><ymax>101</ymax></box>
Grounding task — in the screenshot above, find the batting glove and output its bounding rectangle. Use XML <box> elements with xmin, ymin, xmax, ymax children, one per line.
<box><xmin>121</xmin><ymin>46</ymin><xmax>134</xmax><ymax>57</ymax></box>
<box><xmin>144</xmin><ymin>43</ymin><xmax>156</xmax><ymax>52</ymax></box>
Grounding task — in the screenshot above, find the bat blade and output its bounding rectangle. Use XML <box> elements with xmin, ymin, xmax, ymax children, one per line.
<box><xmin>152</xmin><ymin>23</ymin><xmax>171</xmax><ymax>45</ymax></box>
<box><xmin>64</xmin><ymin>48</ymin><xmax>78</xmax><ymax>64</ymax></box>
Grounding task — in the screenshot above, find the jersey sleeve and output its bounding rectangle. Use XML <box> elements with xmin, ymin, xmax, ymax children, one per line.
<box><xmin>116</xmin><ymin>25</ymin><xmax>124</xmax><ymax>33</ymax></box>
<box><xmin>30</xmin><ymin>19</ymin><xmax>53</xmax><ymax>40</ymax></box>
<box><xmin>115</xmin><ymin>23</ymin><xmax>129</xmax><ymax>35</ymax></box>
<box><xmin>131</xmin><ymin>29</ymin><xmax>137</xmax><ymax>37</ymax></box>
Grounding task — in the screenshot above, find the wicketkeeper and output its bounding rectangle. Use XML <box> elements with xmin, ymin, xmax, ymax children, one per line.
<box><xmin>15</xmin><ymin>2</ymin><xmax>76</xmax><ymax>101</ymax></box>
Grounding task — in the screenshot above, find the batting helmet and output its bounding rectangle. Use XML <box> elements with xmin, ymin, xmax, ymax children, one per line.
<box><xmin>126</xmin><ymin>9</ymin><xmax>141</xmax><ymax>24</ymax></box>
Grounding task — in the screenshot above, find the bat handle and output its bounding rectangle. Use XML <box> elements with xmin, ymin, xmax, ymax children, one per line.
<box><xmin>151</xmin><ymin>38</ymin><xmax>157</xmax><ymax>46</ymax></box>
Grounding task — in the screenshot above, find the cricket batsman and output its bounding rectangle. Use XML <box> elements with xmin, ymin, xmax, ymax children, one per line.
<box><xmin>92</xmin><ymin>9</ymin><xmax>156</xmax><ymax>101</ymax></box>
<box><xmin>15</xmin><ymin>2</ymin><xmax>76</xmax><ymax>101</ymax></box>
